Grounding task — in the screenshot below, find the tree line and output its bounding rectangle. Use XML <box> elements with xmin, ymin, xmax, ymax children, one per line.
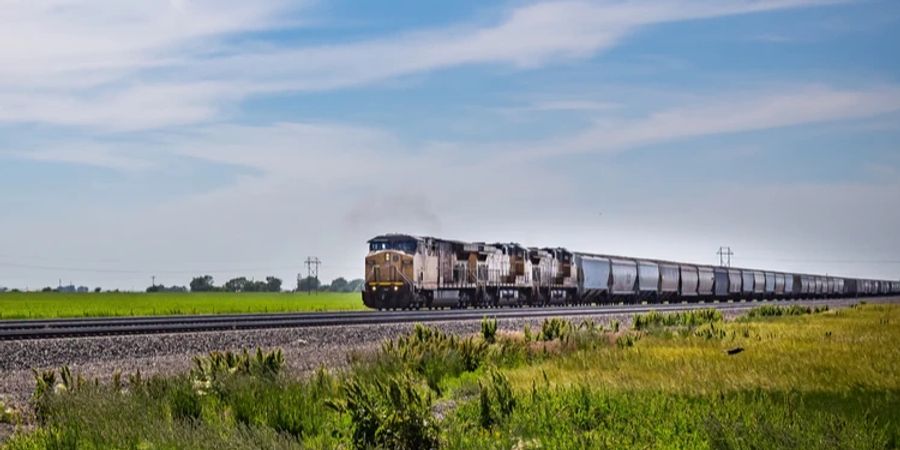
<box><xmin>164</xmin><ymin>275</ymin><xmax>364</xmax><ymax>293</ymax></box>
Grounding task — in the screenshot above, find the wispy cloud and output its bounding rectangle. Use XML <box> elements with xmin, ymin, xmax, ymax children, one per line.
<box><xmin>514</xmin><ymin>84</ymin><xmax>900</xmax><ymax>158</ymax></box>
<box><xmin>0</xmin><ymin>0</ymin><xmax>845</xmax><ymax>131</ymax></box>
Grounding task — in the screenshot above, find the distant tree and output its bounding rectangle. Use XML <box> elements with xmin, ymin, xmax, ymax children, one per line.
<box><xmin>329</xmin><ymin>277</ymin><xmax>349</xmax><ymax>292</ymax></box>
<box><xmin>94</xmin><ymin>287</ymin><xmax>102</xmax><ymax>293</ymax></box>
<box><xmin>347</xmin><ymin>279</ymin><xmax>365</xmax><ymax>292</ymax></box>
<box><xmin>265</xmin><ymin>276</ymin><xmax>282</xmax><ymax>292</ymax></box>
<box><xmin>224</xmin><ymin>277</ymin><xmax>250</xmax><ymax>293</ymax></box>
<box><xmin>146</xmin><ymin>284</ymin><xmax>160</xmax><ymax>293</ymax></box>
<box><xmin>297</xmin><ymin>276</ymin><xmax>320</xmax><ymax>292</ymax></box>
<box><xmin>41</xmin><ymin>286</ymin><xmax>54</xmax><ymax>292</ymax></box>
<box><xmin>190</xmin><ymin>275</ymin><xmax>216</xmax><ymax>292</ymax></box>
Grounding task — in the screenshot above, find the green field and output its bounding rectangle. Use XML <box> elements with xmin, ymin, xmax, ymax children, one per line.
<box><xmin>3</xmin><ymin>303</ymin><xmax>897</xmax><ymax>449</ymax></box>
<box><xmin>0</xmin><ymin>292</ymin><xmax>366</xmax><ymax>320</ymax></box>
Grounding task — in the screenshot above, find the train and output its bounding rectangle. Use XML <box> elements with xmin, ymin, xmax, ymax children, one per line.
<box><xmin>362</xmin><ymin>234</ymin><xmax>900</xmax><ymax>310</ymax></box>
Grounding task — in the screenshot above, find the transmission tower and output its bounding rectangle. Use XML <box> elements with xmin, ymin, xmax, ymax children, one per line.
<box><xmin>717</xmin><ymin>246</ymin><xmax>733</xmax><ymax>267</ymax></box>
<box><xmin>304</xmin><ymin>257</ymin><xmax>322</xmax><ymax>294</ymax></box>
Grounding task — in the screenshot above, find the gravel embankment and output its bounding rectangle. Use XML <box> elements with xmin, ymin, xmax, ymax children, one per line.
<box><xmin>0</xmin><ymin>312</ymin><xmax>644</xmax><ymax>408</ymax></box>
<box><xmin>0</xmin><ymin>297</ymin><xmax>884</xmax><ymax>439</ymax></box>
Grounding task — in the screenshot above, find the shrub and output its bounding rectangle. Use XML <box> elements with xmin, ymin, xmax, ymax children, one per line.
<box><xmin>329</xmin><ymin>374</ymin><xmax>438</xmax><ymax>450</ymax></box>
<box><xmin>377</xmin><ymin>324</ymin><xmax>489</xmax><ymax>393</ymax></box>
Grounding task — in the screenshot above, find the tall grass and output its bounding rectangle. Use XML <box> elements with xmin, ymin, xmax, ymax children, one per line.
<box><xmin>744</xmin><ymin>304</ymin><xmax>829</xmax><ymax>319</ymax></box>
<box><xmin>5</xmin><ymin>305</ymin><xmax>899</xmax><ymax>449</ymax></box>
<box><xmin>443</xmin><ymin>384</ymin><xmax>900</xmax><ymax>449</ymax></box>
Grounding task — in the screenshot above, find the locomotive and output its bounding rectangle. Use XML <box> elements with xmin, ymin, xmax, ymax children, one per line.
<box><xmin>362</xmin><ymin>234</ymin><xmax>900</xmax><ymax>310</ymax></box>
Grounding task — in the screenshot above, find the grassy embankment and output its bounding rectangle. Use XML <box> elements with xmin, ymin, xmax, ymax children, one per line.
<box><xmin>0</xmin><ymin>292</ymin><xmax>365</xmax><ymax>320</ymax></box>
<box><xmin>2</xmin><ymin>303</ymin><xmax>898</xmax><ymax>449</ymax></box>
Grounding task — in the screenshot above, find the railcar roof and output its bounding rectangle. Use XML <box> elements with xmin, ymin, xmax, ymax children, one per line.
<box><xmin>367</xmin><ymin>234</ymin><xmax>420</xmax><ymax>243</ymax></box>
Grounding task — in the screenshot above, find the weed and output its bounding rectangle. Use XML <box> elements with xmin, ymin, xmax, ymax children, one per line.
<box><xmin>329</xmin><ymin>374</ymin><xmax>438</xmax><ymax>450</ymax></box>
<box><xmin>481</xmin><ymin>317</ymin><xmax>498</xmax><ymax>343</ymax></box>
<box><xmin>377</xmin><ymin>324</ymin><xmax>489</xmax><ymax>393</ymax></box>
<box><xmin>539</xmin><ymin>318</ymin><xmax>571</xmax><ymax>341</ymax></box>
<box><xmin>615</xmin><ymin>333</ymin><xmax>640</xmax><ymax>348</ymax></box>
<box><xmin>190</xmin><ymin>348</ymin><xmax>284</xmax><ymax>392</ymax></box>
<box><xmin>744</xmin><ymin>304</ymin><xmax>829</xmax><ymax>319</ymax></box>
<box><xmin>478</xmin><ymin>370</ymin><xmax>516</xmax><ymax>429</ymax></box>
<box><xmin>693</xmin><ymin>322</ymin><xmax>727</xmax><ymax>339</ymax></box>
<box><xmin>632</xmin><ymin>308</ymin><xmax>723</xmax><ymax>330</ymax></box>
<box><xmin>0</xmin><ymin>399</ymin><xmax>20</xmax><ymax>425</ymax></box>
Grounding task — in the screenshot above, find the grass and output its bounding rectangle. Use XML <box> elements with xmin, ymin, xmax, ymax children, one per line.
<box><xmin>0</xmin><ymin>291</ymin><xmax>365</xmax><ymax>320</ymax></box>
<box><xmin>4</xmin><ymin>304</ymin><xmax>898</xmax><ymax>449</ymax></box>
<box><xmin>506</xmin><ymin>304</ymin><xmax>894</xmax><ymax>394</ymax></box>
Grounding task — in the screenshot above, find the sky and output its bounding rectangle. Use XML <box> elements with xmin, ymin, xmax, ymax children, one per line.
<box><xmin>1</xmin><ymin>0</ymin><xmax>899</xmax><ymax>290</ymax></box>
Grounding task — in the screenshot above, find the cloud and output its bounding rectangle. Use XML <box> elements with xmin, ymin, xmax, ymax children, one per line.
<box><xmin>0</xmin><ymin>0</ymin><xmax>845</xmax><ymax>130</ymax></box>
<box><xmin>12</xmin><ymin>145</ymin><xmax>156</xmax><ymax>171</ymax></box>
<box><xmin>193</xmin><ymin>0</ymin><xmax>844</xmax><ymax>91</ymax></box>
<box><xmin>0</xmin><ymin>82</ymin><xmax>241</xmax><ymax>132</ymax></box>
<box><xmin>514</xmin><ymin>84</ymin><xmax>900</xmax><ymax>158</ymax></box>
<box><xmin>0</xmin><ymin>0</ymin><xmax>295</xmax><ymax>88</ymax></box>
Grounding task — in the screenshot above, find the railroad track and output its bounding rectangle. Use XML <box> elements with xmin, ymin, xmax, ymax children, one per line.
<box><xmin>0</xmin><ymin>298</ymin><xmax>882</xmax><ymax>341</ymax></box>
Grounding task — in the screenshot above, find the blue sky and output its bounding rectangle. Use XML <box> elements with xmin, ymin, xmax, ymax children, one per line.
<box><xmin>1</xmin><ymin>0</ymin><xmax>899</xmax><ymax>290</ymax></box>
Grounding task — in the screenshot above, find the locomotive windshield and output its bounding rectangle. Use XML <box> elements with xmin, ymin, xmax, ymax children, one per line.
<box><xmin>369</xmin><ymin>240</ymin><xmax>417</xmax><ymax>254</ymax></box>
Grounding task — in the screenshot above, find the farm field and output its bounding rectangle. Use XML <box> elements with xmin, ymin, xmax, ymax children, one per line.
<box><xmin>2</xmin><ymin>303</ymin><xmax>897</xmax><ymax>449</ymax></box>
<box><xmin>0</xmin><ymin>292</ymin><xmax>365</xmax><ymax>320</ymax></box>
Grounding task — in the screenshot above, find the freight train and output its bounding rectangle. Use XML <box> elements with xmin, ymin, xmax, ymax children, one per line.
<box><xmin>362</xmin><ymin>234</ymin><xmax>899</xmax><ymax>310</ymax></box>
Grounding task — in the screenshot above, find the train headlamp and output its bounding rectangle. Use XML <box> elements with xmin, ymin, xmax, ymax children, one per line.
<box><xmin>393</xmin><ymin>286</ymin><xmax>399</xmax><ymax>291</ymax></box>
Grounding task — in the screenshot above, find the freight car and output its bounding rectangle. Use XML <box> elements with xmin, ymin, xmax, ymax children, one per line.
<box><xmin>362</xmin><ymin>234</ymin><xmax>899</xmax><ymax>310</ymax></box>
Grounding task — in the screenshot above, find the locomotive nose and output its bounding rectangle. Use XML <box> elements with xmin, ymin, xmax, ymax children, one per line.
<box><xmin>365</xmin><ymin>250</ymin><xmax>413</xmax><ymax>286</ymax></box>
<box><xmin>363</xmin><ymin>250</ymin><xmax>415</xmax><ymax>309</ymax></box>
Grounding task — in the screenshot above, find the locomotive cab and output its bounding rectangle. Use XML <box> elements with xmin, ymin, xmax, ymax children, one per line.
<box><xmin>363</xmin><ymin>235</ymin><xmax>419</xmax><ymax>309</ymax></box>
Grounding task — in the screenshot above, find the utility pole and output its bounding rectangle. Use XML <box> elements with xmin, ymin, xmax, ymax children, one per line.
<box><xmin>717</xmin><ymin>247</ymin><xmax>733</xmax><ymax>267</ymax></box>
<box><xmin>151</xmin><ymin>275</ymin><xmax>156</xmax><ymax>287</ymax></box>
<box><xmin>304</xmin><ymin>257</ymin><xmax>322</xmax><ymax>295</ymax></box>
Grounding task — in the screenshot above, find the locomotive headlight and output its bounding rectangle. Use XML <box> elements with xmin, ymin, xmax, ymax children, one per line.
<box><xmin>393</xmin><ymin>286</ymin><xmax>399</xmax><ymax>291</ymax></box>
<box><xmin>371</xmin><ymin>286</ymin><xmax>376</xmax><ymax>291</ymax></box>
